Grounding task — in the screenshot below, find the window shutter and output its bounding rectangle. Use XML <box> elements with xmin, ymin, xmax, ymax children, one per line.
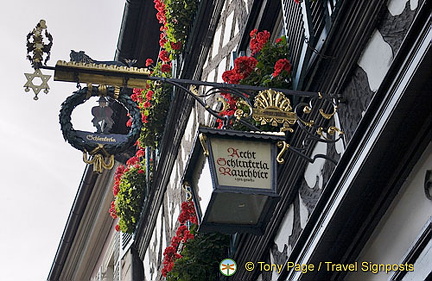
<box><xmin>113</xmin><ymin>232</ymin><xmax>120</xmax><ymax>281</ymax></box>
<box><xmin>281</xmin><ymin>0</ymin><xmax>305</xmax><ymax>89</ymax></box>
<box><xmin>121</xmin><ymin>233</ymin><xmax>133</xmax><ymax>250</ymax></box>
<box><xmin>281</xmin><ymin>0</ymin><xmax>342</xmax><ymax>88</ymax></box>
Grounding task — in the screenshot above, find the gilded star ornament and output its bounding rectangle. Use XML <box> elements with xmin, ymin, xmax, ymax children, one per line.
<box><xmin>24</xmin><ymin>69</ymin><xmax>51</xmax><ymax>100</ymax></box>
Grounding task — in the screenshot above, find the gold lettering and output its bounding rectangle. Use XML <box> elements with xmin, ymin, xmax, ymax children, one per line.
<box><xmin>286</xmin><ymin>262</ymin><xmax>314</xmax><ymax>273</ymax></box>
<box><xmin>325</xmin><ymin>262</ymin><xmax>358</xmax><ymax>272</ymax></box>
<box><xmin>86</xmin><ymin>134</ymin><xmax>117</xmax><ymax>143</ymax></box>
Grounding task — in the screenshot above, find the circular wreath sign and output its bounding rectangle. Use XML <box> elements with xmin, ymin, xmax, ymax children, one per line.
<box><xmin>59</xmin><ymin>86</ymin><xmax>142</xmax><ymax>170</ymax></box>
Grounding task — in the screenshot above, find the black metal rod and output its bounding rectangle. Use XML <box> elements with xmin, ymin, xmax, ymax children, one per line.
<box><xmin>148</xmin><ymin>77</ymin><xmax>319</xmax><ymax>98</ymax></box>
<box><xmin>40</xmin><ymin>63</ymin><xmax>340</xmax><ymax>164</ymax></box>
<box><xmin>39</xmin><ymin>65</ymin><xmax>56</xmax><ymax>71</ymax></box>
<box><xmin>42</xmin><ymin>64</ymin><xmax>320</xmax><ymax>98</ymax></box>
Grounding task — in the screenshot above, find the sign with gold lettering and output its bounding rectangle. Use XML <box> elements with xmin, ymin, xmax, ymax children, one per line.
<box><xmin>59</xmin><ymin>86</ymin><xmax>142</xmax><ymax>172</ymax></box>
<box><xmin>75</xmin><ymin>131</ymin><xmax>128</xmax><ymax>145</ymax></box>
<box><xmin>185</xmin><ymin>127</ymin><xmax>284</xmax><ymax>234</ymax></box>
<box><xmin>198</xmin><ymin>127</ymin><xmax>284</xmax><ymax>194</ymax></box>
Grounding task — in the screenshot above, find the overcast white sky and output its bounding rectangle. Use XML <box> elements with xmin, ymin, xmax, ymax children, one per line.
<box><xmin>0</xmin><ymin>1</ymin><xmax>125</xmax><ymax>280</ymax></box>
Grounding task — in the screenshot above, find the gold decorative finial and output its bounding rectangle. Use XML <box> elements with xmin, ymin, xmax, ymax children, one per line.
<box><xmin>24</xmin><ymin>20</ymin><xmax>53</xmax><ymax>100</ymax></box>
<box><xmin>26</xmin><ymin>19</ymin><xmax>53</xmax><ymax>68</ymax></box>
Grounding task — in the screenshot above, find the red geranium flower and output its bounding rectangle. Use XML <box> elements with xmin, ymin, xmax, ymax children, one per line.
<box><xmin>250</xmin><ymin>30</ymin><xmax>270</xmax><ymax>56</ymax></box>
<box><xmin>109</xmin><ymin>201</ymin><xmax>118</xmax><ymax>218</ymax></box>
<box><xmin>176</xmin><ymin>225</ymin><xmax>188</xmax><ymax>237</ymax></box>
<box><xmin>170</xmin><ymin>41</ymin><xmax>182</xmax><ymax>50</ymax></box>
<box><xmin>250</xmin><ymin>28</ymin><xmax>258</xmax><ymax>38</ymax></box>
<box><xmin>222</xmin><ymin>69</ymin><xmax>242</xmax><ymax>84</ymax></box>
<box><xmin>131</xmin><ymin>93</ymin><xmax>139</xmax><ymax>102</ymax></box>
<box><xmin>159</xmin><ymin>33</ymin><xmax>168</xmax><ymax>47</ymax></box>
<box><xmin>233</xmin><ymin>56</ymin><xmax>258</xmax><ymax>79</ymax></box>
<box><xmin>161</xmin><ymin>261</ymin><xmax>174</xmax><ymax>277</ymax></box>
<box><xmin>115</xmin><ymin>165</ymin><xmax>126</xmax><ymax>177</ymax></box>
<box><xmin>126</xmin><ymin>156</ymin><xmax>139</xmax><ymax>166</ymax></box>
<box><xmin>163</xmin><ymin>246</ymin><xmax>177</xmax><ymax>257</ymax></box>
<box><xmin>170</xmin><ymin>235</ymin><xmax>182</xmax><ymax>248</ymax></box>
<box><xmin>126</xmin><ymin>118</ymin><xmax>132</xmax><ymax>127</ymax></box>
<box><xmin>113</xmin><ymin>185</ymin><xmax>119</xmax><ymax>196</ymax></box>
<box><xmin>136</xmin><ymin>149</ymin><xmax>145</xmax><ymax>158</ymax></box>
<box><xmin>131</xmin><ymin>92</ymin><xmax>143</xmax><ymax>103</ymax></box>
<box><xmin>145</xmin><ymin>58</ymin><xmax>154</xmax><ymax>67</ymax></box>
<box><xmin>146</xmin><ymin>90</ymin><xmax>154</xmax><ymax>100</ymax></box>
<box><xmin>133</xmin><ymin>88</ymin><xmax>144</xmax><ymax>94</ymax></box>
<box><xmin>272</xmin><ymin>58</ymin><xmax>292</xmax><ymax>77</ymax></box>
<box><xmin>161</xmin><ymin>63</ymin><xmax>172</xmax><ymax>73</ymax></box>
<box><xmin>183</xmin><ymin>231</ymin><xmax>194</xmax><ymax>242</ymax></box>
<box><xmin>158</xmin><ymin>50</ymin><xmax>170</xmax><ymax>62</ymax></box>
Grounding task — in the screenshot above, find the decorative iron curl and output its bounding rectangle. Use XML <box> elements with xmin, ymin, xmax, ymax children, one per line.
<box><xmin>142</xmin><ymin>76</ymin><xmax>343</xmax><ymax>165</ymax></box>
<box><xmin>153</xmin><ymin>78</ymin><xmax>259</xmax><ymax>131</ymax></box>
<box><xmin>274</xmin><ymin>94</ymin><xmax>343</xmax><ymax>164</ymax></box>
<box><xmin>293</xmin><ymin>95</ymin><xmax>343</xmax><ymax>145</ymax></box>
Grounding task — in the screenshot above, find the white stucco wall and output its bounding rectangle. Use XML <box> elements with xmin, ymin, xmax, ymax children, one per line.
<box><xmin>346</xmin><ymin>143</ymin><xmax>432</xmax><ymax>281</ymax></box>
<box><xmin>358</xmin><ymin>0</ymin><xmax>419</xmax><ymax>92</ymax></box>
<box><xmin>388</xmin><ymin>0</ymin><xmax>418</xmax><ymax>16</ymax></box>
<box><xmin>143</xmin><ymin>206</ymin><xmax>166</xmax><ymax>281</ymax></box>
<box><xmin>349</xmin><ymin>6</ymin><xmax>429</xmax><ymax>280</ymax></box>
<box><xmin>358</xmin><ymin>30</ymin><xmax>393</xmax><ymax>92</ymax></box>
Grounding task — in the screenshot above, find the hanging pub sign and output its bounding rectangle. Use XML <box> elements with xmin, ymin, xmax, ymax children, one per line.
<box><xmin>23</xmin><ymin>19</ymin><xmax>343</xmax><ymax>177</ymax></box>
<box><xmin>183</xmin><ymin>127</ymin><xmax>285</xmax><ymax>235</ymax></box>
<box><xmin>59</xmin><ymin>85</ymin><xmax>142</xmax><ymax>173</ymax></box>
<box><xmin>203</xmin><ymin>132</ymin><xmax>274</xmax><ymax>190</ymax></box>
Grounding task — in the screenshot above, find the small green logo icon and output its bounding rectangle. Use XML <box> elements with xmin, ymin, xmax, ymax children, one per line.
<box><xmin>220</xmin><ymin>258</ymin><xmax>237</xmax><ymax>276</ymax></box>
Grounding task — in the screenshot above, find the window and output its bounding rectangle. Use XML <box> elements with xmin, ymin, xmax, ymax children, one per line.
<box><xmin>281</xmin><ymin>0</ymin><xmax>342</xmax><ymax>89</ymax></box>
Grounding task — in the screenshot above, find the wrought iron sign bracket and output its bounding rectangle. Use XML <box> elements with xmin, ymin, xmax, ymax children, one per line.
<box><xmin>24</xmin><ymin>20</ymin><xmax>344</xmax><ymax>171</ymax></box>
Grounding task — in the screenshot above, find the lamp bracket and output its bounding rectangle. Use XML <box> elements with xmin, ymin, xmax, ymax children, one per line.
<box><xmin>32</xmin><ymin>60</ymin><xmax>345</xmax><ymax>165</ymax></box>
<box><xmin>24</xmin><ymin>20</ymin><xmax>343</xmax><ymax>166</ymax></box>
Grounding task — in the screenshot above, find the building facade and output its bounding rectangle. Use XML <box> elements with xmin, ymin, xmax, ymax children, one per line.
<box><xmin>48</xmin><ymin>0</ymin><xmax>431</xmax><ymax>280</ymax></box>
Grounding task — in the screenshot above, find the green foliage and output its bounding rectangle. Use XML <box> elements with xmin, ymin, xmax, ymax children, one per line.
<box><xmin>115</xmin><ymin>166</ymin><xmax>146</xmax><ymax>233</ymax></box>
<box><xmin>163</xmin><ymin>0</ymin><xmax>199</xmax><ymax>53</ymax></box>
<box><xmin>137</xmin><ymin>81</ymin><xmax>172</xmax><ymax>148</ymax></box>
<box><xmin>242</xmin><ymin>36</ymin><xmax>291</xmax><ymax>89</ymax></box>
<box><xmin>137</xmin><ymin>0</ymin><xmax>199</xmax><ymax>147</ymax></box>
<box><xmin>166</xmin><ymin>231</ymin><xmax>230</xmax><ymax>281</ymax></box>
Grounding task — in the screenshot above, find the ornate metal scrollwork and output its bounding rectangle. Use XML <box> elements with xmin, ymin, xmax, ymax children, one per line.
<box><xmin>24</xmin><ymin>19</ymin><xmax>53</xmax><ymax>100</ymax></box>
<box><xmin>23</xmin><ymin>69</ymin><xmax>51</xmax><ymax>100</ymax></box>
<box><xmin>253</xmin><ymin>89</ymin><xmax>297</xmax><ymax>132</ymax></box>
<box><xmin>23</xmin><ymin>20</ymin><xmax>344</xmax><ymax>167</ymax></box>
<box><xmin>59</xmin><ymin>86</ymin><xmax>142</xmax><ymax>173</ymax></box>
<box><xmin>165</xmin><ymin>85</ymin><xmax>343</xmax><ymax>165</ymax></box>
<box><xmin>83</xmin><ymin>147</ymin><xmax>115</xmax><ymax>173</ymax></box>
<box><xmin>26</xmin><ymin>19</ymin><xmax>53</xmax><ymax>68</ymax></box>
